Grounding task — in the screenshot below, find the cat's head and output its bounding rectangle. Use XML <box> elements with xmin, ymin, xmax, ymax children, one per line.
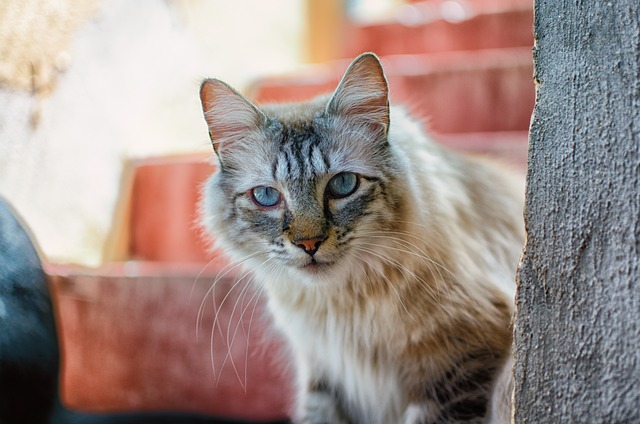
<box><xmin>200</xmin><ymin>53</ymin><xmax>410</xmax><ymax>285</ymax></box>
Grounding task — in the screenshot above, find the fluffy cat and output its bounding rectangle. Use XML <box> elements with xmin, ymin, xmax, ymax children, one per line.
<box><xmin>199</xmin><ymin>53</ymin><xmax>524</xmax><ymax>424</ymax></box>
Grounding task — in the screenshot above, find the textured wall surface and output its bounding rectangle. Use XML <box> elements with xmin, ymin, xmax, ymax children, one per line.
<box><xmin>514</xmin><ymin>1</ymin><xmax>640</xmax><ymax>422</ymax></box>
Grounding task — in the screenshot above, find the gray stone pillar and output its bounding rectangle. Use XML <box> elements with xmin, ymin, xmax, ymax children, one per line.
<box><xmin>514</xmin><ymin>1</ymin><xmax>640</xmax><ymax>422</ymax></box>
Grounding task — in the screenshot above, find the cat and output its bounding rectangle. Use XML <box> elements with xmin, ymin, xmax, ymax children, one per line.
<box><xmin>199</xmin><ymin>53</ymin><xmax>524</xmax><ymax>424</ymax></box>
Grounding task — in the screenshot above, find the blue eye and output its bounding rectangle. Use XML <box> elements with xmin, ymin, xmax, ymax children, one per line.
<box><xmin>251</xmin><ymin>186</ymin><xmax>281</xmax><ymax>207</ymax></box>
<box><xmin>328</xmin><ymin>172</ymin><xmax>359</xmax><ymax>198</ymax></box>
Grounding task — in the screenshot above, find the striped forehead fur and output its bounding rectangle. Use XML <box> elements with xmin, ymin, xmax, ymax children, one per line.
<box><xmin>260</xmin><ymin>95</ymin><xmax>329</xmax><ymax>125</ymax></box>
<box><xmin>212</xmin><ymin>96</ymin><xmax>392</xmax><ymax>183</ymax></box>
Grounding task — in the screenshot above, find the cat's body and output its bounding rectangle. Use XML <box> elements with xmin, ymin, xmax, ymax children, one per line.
<box><xmin>199</xmin><ymin>54</ymin><xmax>523</xmax><ymax>424</ymax></box>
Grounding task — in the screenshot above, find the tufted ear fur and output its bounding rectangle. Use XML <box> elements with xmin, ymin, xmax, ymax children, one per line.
<box><xmin>326</xmin><ymin>53</ymin><xmax>390</xmax><ymax>137</ymax></box>
<box><xmin>199</xmin><ymin>79</ymin><xmax>267</xmax><ymax>160</ymax></box>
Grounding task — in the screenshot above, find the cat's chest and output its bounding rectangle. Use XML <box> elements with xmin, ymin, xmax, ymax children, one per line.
<box><xmin>267</xmin><ymin>295</ymin><xmax>407</xmax><ymax>423</ymax></box>
<box><xmin>268</xmin><ymin>289</ymin><xmax>401</xmax><ymax>353</ymax></box>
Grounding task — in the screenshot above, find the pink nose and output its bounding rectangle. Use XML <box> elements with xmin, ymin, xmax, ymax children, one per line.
<box><xmin>293</xmin><ymin>237</ymin><xmax>324</xmax><ymax>256</ymax></box>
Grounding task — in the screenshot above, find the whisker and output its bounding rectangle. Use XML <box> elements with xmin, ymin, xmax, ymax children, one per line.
<box><xmin>353</xmin><ymin>231</ymin><xmax>458</xmax><ymax>302</ymax></box>
<box><xmin>241</xmin><ymin>281</ymin><xmax>268</xmax><ymax>390</ymax></box>
<box><xmin>357</xmin><ymin>237</ymin><xmax>453</xmax><ymax>291</ymax></box>
<box><xmin>209</xmin><ymin>277</ymin><xmax>248</xmax><ymax>382</ymax></box>
<box><xmin>220</xmin><ymin>259</ymin><xmax>277</xmax><ymax>390</ymax></box>
<box><xmin>196</xmin><ymin>250</ymin><xmax>266</xmax><ymax>342</ymax></box>
<box><xmin>213</xmin><ymin>261</ymin><xmax>268</xmax><ymax>387</ymax></box>
<box><xmin>190</xmin><ymin>253</ymin><xmax>224</xmax><ymax>302</ymax></box>
<box><xmin>354</xmin><ymin>245</ymin><xmax>443</xmax><ymax>305</ymax></box>
<box><xmin>352</xmin><ymin>251</ymin><xmax>417</xmax><ymax>322</ymax></box>
<box><xmin>388</xmin><ymin>219</ymin><xmax>462</xmax><ymax>258</ymax></box>
<box><xmin>197</xmin><ymin>249</ymin><xmax>267</xmax><ymax>380</ymax></box>
<box><xmin>241</xmin><ymin>263</ymin><xmax>281</xmax><ymax>390</ymax></box>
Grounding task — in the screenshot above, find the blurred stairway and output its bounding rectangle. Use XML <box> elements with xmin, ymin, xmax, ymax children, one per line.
<box><xmin>251</xmin><ymin>0</ymin><xmax>533</xmax><ymax>168</ymax></box>
<box><xmin>49</xmin><ymin>0</ymin><xmax>533</xmax><ymax>421</ymax></box>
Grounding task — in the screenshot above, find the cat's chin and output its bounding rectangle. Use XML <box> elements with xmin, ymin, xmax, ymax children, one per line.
<box><xmin>286</xmin><ymin>257</ymin><xmax>345</xmax><ymax>285</ymax></box>
<box><xmin>297</xmin><ymin>259</ymin><xmax>335</xmax><ymax>274</ymax></box>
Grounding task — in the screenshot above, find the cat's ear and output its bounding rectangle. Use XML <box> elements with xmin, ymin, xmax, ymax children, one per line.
<box><xmin>326</xmin><ymin>53</ymin><xmax>390</xmax><ymax>136</ymax></box>
<box><xmin>200</xmin><ymin>79</ymin><xmax>266</xmax><ymax>158</ymax></box>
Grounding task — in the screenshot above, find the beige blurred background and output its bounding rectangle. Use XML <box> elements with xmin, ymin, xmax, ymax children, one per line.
<box><xmin>0</xmin><ymin>0</ymin><xmax>336</xmax><ymax>266</ymax></box>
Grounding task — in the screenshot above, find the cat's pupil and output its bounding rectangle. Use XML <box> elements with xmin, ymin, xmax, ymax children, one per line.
<box><xmin>328</xmin><ymin>172</ymin><xmax>359</xmax><ymax>199</ymax></box>
<box><xmin>252</xmin><ymin>186</ymin><xmax>281</xmax><ymax>207</ymax></box>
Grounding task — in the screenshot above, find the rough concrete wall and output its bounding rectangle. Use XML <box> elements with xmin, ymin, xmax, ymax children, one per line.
<box><xmin>514</xmin><ymin>1</ymin><xmax>640</xmax><ymax>422</ymax></box>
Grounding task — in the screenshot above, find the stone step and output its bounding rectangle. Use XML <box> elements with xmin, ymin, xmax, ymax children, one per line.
<box><xmin>127</xmin><ymin>155</ymin><xmax>216</xmax><ymax>264</ymax></box>
<box><xmin>404</xmin><ymin>0</ymin><xmax>532</xmax><ymax>7</ymax></box>
<box><xmin>48</xmin><ymin>262</ymin><xmax>291</xmax><ymax>420</ymax></box>
<box><xmin>344</xmin><ymin>3</ymin><xmax>533</xmax><ymax>57</ymax></box>
<box><xmin>249</xmin><ymin>49</ymin><xmax>534</xmax><ymax>134</ymax></box>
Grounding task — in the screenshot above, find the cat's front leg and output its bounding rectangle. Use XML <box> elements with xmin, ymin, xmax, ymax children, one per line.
<box><xmin>402</xmin><ymin>402</ymin><xmax>437</xmax><ymax>424</ymax></box>
<box><xmin>293</xmin><ymin>355</ymin><xmax>350</xmax><ymax>423</ymax></box>
<box><xmin>402</xmin><ymin>401</ymin><xmax>488</xmax><ymax>424</ymax></box>
<box><xmin>297</xmin><ymin>387</ymin><xmax>350</xmax><ymax>424</ymax></box>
